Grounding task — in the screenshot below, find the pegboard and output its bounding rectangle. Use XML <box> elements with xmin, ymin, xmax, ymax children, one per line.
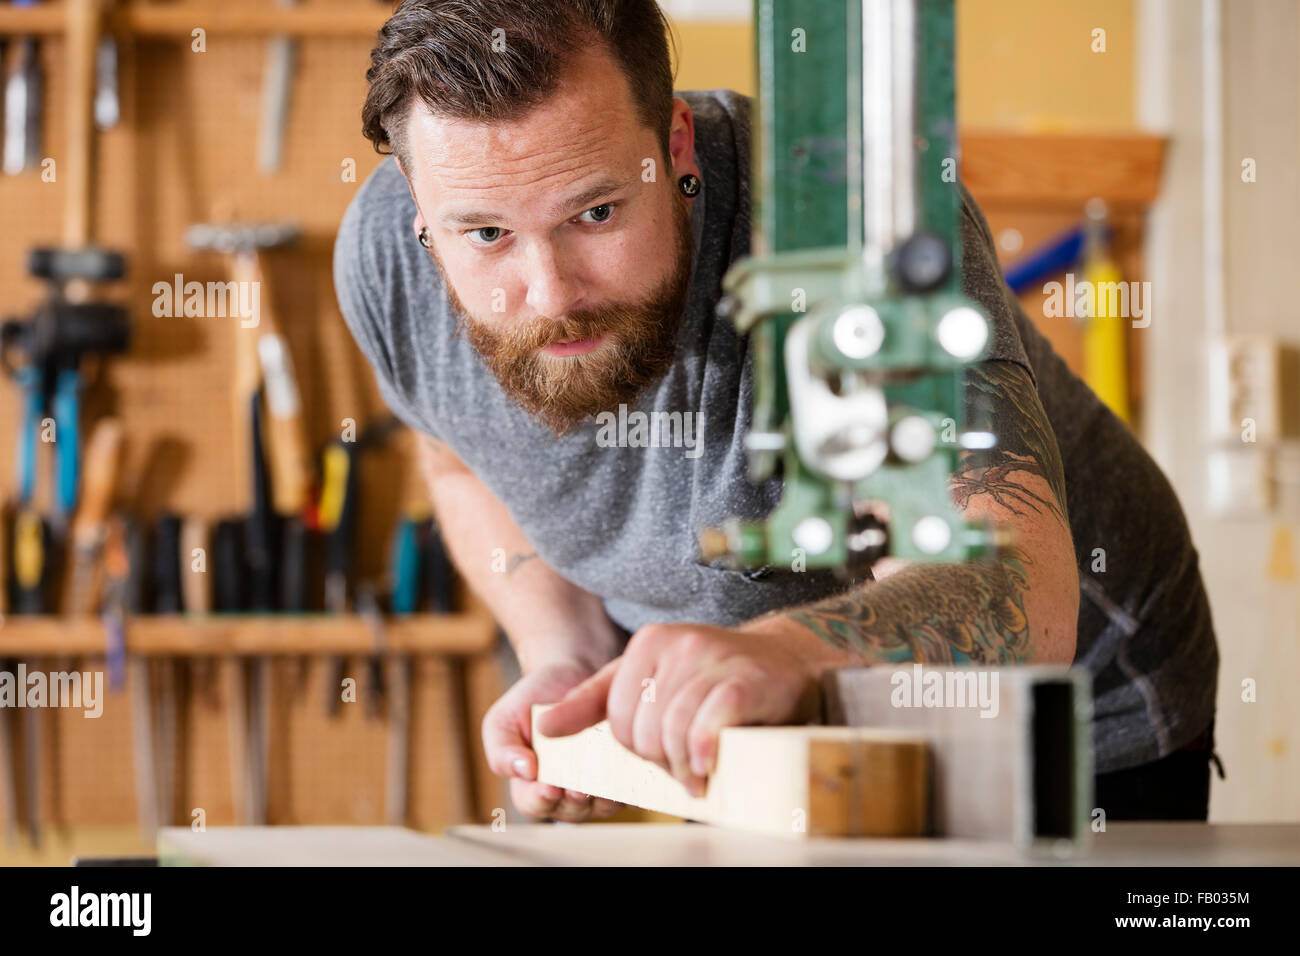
<box><xmin>0</xmin><ymin>1</ymin><xmax>509</xmax><ymax>836</ymax></box>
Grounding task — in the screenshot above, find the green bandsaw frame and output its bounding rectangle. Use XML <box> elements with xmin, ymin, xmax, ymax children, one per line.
<box><xmin>712</xmin><ymin>0</ymin><xmax>992</xmax><ymax>571</ymax></box>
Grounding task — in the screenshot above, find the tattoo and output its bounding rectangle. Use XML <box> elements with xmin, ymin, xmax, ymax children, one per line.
<box><xmin>787</xmin><ymin>547</ymin><xmax>1034</xmax><ymax>664</ymax></box>
<box><xmin>506</xmin><ymin>551</ymin><xmax>537</xmax><ymax>575</ymax></box>
<box><xmin>953</xmin><ymin>362</ymin><xmax>1068</xmax><ymax>526</ymax></box>
<box><xmin>783</xmin><ymin>364</ymin><xmax>1059</xmax><ymax>663</ymax></box>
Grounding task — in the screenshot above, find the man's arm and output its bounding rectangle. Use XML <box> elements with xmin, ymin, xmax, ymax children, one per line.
<box><xmin>416</xmin><ymin>435</ymin><xmax>624</xmax><ymax>673</ymax></box>
<box><xmin>746</xmin><ymin>360</ymin><xmax>1079</xmax><ymax>666</ymax></box>
<box><xmin>422</xmin><ymin>434</ymin><xmax>627</xmax><ymax>820</ymax></box>
<box><xmin>540</xmin><ymin>361</ymin><xmax>1078</xmax><ymax>793</ymax></box>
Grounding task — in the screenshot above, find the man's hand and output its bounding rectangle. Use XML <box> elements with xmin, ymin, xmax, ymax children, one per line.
<box><xmin>482</xmin><ymin>661</ymin><xmax>624</xmax><ymax>822</ymax></box>
<box><xmin>535</xmin><ymin>622</ymin><xmax>835</xmax><ymax>796</ymax></box>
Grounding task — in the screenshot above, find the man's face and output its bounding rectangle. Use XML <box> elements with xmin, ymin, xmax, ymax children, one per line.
<box><xmin>399</xmin><ymin>47</ymin><xmax>699</xmax><ymax>435</ymax></box>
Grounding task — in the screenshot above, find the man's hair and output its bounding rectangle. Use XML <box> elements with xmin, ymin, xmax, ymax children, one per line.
<box><xmin>362</xmin><ymin>0</ymin><xmax>677</xmax><ymax>170</ymax></box>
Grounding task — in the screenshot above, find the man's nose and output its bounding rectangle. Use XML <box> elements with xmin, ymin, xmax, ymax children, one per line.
<box><xmin>523</xmin><ymin>244</ymin><xmax>582</xmax><ymax>319</ymax></box>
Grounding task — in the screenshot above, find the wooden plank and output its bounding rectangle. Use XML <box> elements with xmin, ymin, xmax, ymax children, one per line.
<box><xmin>0</xmin><ymin>4</ymin><xmax>388</xmax><ymax>37</ymax></box>
<box><xmin>531</xmin><ymin>705</ymin><xmax>929</xmax><ymax>839</ymax></box>
<box><xmin>961</xmin><ymin>132</ymin><xmax>1168</xmax><ymax>207</ymax></box>
<box><xmin>117</xmin><ymin>5</ymin><xmax>388</xmax><ymax>38</ymax></box>
<box><xmin>0</xmin><ymin>613</ymin><xmax>496</xmax><ymax>655</ymax></box>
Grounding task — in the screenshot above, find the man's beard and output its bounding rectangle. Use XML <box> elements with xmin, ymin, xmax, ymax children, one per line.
<box><xmin>436</xmin><ymin>202</ymin><xmax>693</xmax><ymax>436</ymax></box>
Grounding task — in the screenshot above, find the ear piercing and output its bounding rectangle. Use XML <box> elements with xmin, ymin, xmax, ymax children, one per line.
<box><xmin>418</xmin><ymin>227</ymin><xmax>432</xmax><ymax>249</ymax></box>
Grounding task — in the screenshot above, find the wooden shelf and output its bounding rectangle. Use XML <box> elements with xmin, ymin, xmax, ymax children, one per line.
<box><xmin>118</xmin><ymin>4</ymin><xmax>388</xmax><ymax>38</ymax></box>
<box><xmin>0</xmin><ymin>3</ymin><xmax>390</xmax><ymax>38</ymax></box>
<box><xmin>960</xmin><ymin>131</ymin><xmax>1169</xmax><ymax>208</ymax></box>
<box><xmin>0</xmin><ymin>612</ymin><xmax>498</xmax><ymax>656</ymax></box>
<box><xmin>0</xmin><ymin>5</ymin><xmax>66</xmax><ymax>35</ymax></box>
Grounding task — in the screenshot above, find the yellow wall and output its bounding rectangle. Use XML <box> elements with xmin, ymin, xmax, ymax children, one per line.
<box><xmin>669</xmin><ymin>0</ymin><xmax>1135</xmax><ymax>130</ymax></box>
<box><xmin>957</xmin><ymin>0</ymin><xmax>1134</xmax><ymax>130</ymax></box>
<box><xmin>671</xmin><ymin>21</ymin><xmax>755</xmax><ymax>95</ymax></box>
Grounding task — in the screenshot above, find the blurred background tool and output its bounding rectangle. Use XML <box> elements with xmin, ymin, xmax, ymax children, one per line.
<box><xmin>2</xmin><ymin>1</ymin><xmax>41</xmax><ymax>176</ymax></box>
<box><xmin>319</xmin><ymin>439</ymin><xmax>357</xmax><ymax>715</ymax></box>
<box><xmin>150</xmin><ymin>513</ymin><xmax>182</xmax><ymax>828</ymax></box>
<box><xmin>92</xmin><ymin>2</ymin><xmax>118</xmax><ymax>131</ymax></box>
<box><xmin>2</xmin><ymin>247</ymin><xmax>130</xmax><ymax>531</ymax></box>
<box><xmin>0</xmin><ymin>502</ymin><xmax>15</xmax><ymax>845</ymax></box>
<box><xmin>63</xmin><ymin>416</ymin><xmax>123</xmax><ymax>616</ymax></box>
<box><xmin>10</xmin><ymin>506</ymin><xmax>46</xmax><ymax>847</ymax></box>
<box><xmin>187</xmin><ymin>220</ymin><xmax>302</xmax><ymax>827</ymax></box>
<box><xmin>258</xmin><ymin>0</ymin><xmax>298</xmax><ymax>174</ymax></box>
<box><xmin>211</xmin><ymin>517</ymin><xmax>252</xmax><ymax>825</ymax></box>
<box><xmin>1079</xmin><ymin>198</ymin><xmax>1130</xmax><ymax>424</ymax></box>
<box><xmin>179</xmin><ymin>516</ymin><xmax>220</xmax><ymax>710</ymax></box>
<box><xmin>319</xmin><ymin>415</ymin><xmax>400</xmax><ymax>716</ymax></box>
<box><xmin>383</xmin><ymin>515</ymin><xmax>419</xmax><ymax>825</ymax></box>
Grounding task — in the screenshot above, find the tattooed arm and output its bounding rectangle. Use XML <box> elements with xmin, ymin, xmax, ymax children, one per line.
<box><xmin>744</xmin><ymin>361</ymin><xmax>1079</xmax><ymax>666</ymax></box>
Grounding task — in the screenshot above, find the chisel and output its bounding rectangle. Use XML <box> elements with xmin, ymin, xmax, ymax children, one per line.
<box><xmin>421</xmin><ymin>518</ymin><xmax>474</xmax><ymax>822</ymax></box>
<box><xmin>257</xmin><ymin>0</ymin><xmax>299</xmax><ymax>174</ymax></box>
<box><xmin>64</xmin><ymin>417</ymin><xmax>124</xmax><ymax>616</ymax></box>
<box><xmin>244</xmin><ymin>395</ymin><xmax>273</xmax><ymax>826</ymax></box>
<box><xmin>383</xmin><ymin>516</ymin><xmax>421</xmax><ymax>825</ymax></box>
<box><xmin>319</xmin><ymin>441</ymin><xmax>357</xmax><ymax>716</ymax></box>
<box><xmin>12</xmin><ymin>508</ymin><xmax>47</xmax><ymax>846</ymax></box>
<box><xmin>212</xmin><ymin>518</ymin><xmax>251</xmax><ymax>824</ymax></box>
<box><xmin>180</xmin><ymin>517</ymin><xmax>220</xmax><ymax>710</ymax></box>
<box><xmin>2</xmin><ymin>25</ymin><xmax>41</xmax><ymax>175</ymax></box>
<box><xmin>111</xmin><ymin>515</ymin><xmax>160</xmax><ymax>840</ymax></box>
<box><xmin>152</xmin><ymin>514</ymin><xmax>183</xmax><ymax>826</ymax></box>
<box><xmin>0</xmin><ymin>504</ymin><xmax>16</xmax><ymax>845</ymax></box>
<box><xmin>318</xmin><ymin>415</ymin><xmax>402</xmax><ymax>715</ymax></box>
<box><xmin>93</xmin><ymin>23</ymin><xmax>118</xmax><ymax>131</ymax></box>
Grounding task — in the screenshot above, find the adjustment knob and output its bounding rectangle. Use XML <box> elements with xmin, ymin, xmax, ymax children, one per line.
<box><xmin>891</xmin><ymin>232</ymin><xmax>953</xmax><ymax>294</ymax></box>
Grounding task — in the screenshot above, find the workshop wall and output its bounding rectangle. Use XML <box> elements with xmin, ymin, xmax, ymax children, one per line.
<box><xmin>668</xmin><ymin>1</ymin><xmax>1139</xmax><ymax>130</ymax></box>
<box><xmin>1138</xmin><ymin>0</ymin><xmax>1300</xmax><ymax>824</ymax></box>
<box><xmin>0</xmin><ymin>1</ymin><xmax>506</xmax><ymax>860</ymax></box>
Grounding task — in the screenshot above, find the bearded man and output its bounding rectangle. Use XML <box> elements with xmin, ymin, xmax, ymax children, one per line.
<box><xmin>335</xmin><ymin>0</ymin><xmax>1220</xmax><ymax>824</ymax></box>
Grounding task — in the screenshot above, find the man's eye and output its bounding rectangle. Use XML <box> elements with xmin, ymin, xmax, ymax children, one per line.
<box><xmin>577</xmin><ymin>204</ymin><xmax>614</xmax><ymax>224</ymax></box>
<box><xmin>467</xmin><ymin>226</ymin><xmax>506</xmax><ymax>245</ymax></box>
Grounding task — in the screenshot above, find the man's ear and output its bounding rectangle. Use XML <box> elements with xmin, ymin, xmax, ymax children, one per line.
<box><xmin>395</xmin><ymin>154</ymin><xmax>428</xmax><ymax>239</ymax></box>
<box><xmin>667</xmin><ymin>98</ymin><xmax>699</xmax><ymax>182</ymax></box>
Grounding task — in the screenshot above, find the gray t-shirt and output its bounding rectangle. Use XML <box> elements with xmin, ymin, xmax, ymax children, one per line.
<box><xmin>334</xmin><ymin>89</ymin><xmax>1218</xmax><ymax>774</ymax></box>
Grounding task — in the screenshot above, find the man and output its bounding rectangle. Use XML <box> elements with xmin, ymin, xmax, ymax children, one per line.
<box><xmin>336</xmin><ymin>0</ymin><xmax>1219</xmax><ymax>823</ymax></box>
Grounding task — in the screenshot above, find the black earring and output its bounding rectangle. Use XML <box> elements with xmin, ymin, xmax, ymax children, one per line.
<box><xmin>678</xmin><ymin>173</ymin><xmax>701</xmax><ymax>197</ymax></box>
<box><xmin>418</xmin><ymin>227</ymin><xmax>432</xmax><ymax>249</ymax></box>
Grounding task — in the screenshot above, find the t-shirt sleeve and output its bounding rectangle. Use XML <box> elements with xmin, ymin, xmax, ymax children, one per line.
<box><xmin>956</xmin><ymin>180</ymin><xmax>1035</xmax><ymax>381</ymax></box>
<box><xmin>332</xmin><ymin>181</ymin><xmax>446</xmax><ymax>443</ymax></box>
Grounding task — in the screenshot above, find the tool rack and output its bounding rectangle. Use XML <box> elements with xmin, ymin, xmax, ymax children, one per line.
<box><xmin>0</xmin><ymin>1</ymin><xmax>506</xmax><ymax>838</ymax></box>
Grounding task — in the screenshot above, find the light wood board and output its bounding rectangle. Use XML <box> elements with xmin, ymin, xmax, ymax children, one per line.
<box><xmin>532</xmin><ymin>705</ymin><xmax>930</xmax><ymax>839</ymax></box>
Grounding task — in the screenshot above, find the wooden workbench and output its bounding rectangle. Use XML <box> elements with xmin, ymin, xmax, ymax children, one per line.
<box><xmin>156</xmin><ymin>822</ymin><xmax>1300</xmax><ymax>867</ymax></box>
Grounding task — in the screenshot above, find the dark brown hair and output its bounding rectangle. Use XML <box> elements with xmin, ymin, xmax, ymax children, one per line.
<box><xmin>362</xmin><ymin>0</ymin><xmax>677</xmax><ymax>169</ymax></box>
